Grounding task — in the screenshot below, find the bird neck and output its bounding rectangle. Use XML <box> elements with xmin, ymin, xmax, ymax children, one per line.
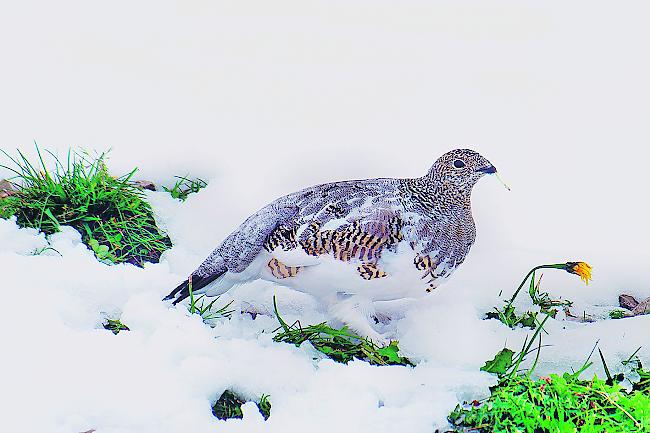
<box><xmin>403</xmin><ymin>173</ymin><xmax>473</xmax><ymax>213</ymax></box>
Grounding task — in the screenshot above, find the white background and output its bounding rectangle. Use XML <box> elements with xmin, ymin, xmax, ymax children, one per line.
<box><xmin>2</xmin><ymin>1</ymin><xmax>648</xmax><ymax>293</ymax></box>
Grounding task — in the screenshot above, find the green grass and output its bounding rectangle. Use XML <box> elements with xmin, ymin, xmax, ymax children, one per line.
<box><xmin>257</xmin><ymin>394</ymin><xmax>272</xmax><ymax>420</ymax></box>
<box><xmin>486</xmin><ymin>305</ymin><xmax>538</xmax><ymax>329</ymax></box>
<box><xmin>0</xmin><ymin>146</ymin><xmax>172</xmax><ymax>266</ymax></box>
<box><xmin>272</xmin><ymin>297</ymin><xmax>413</xmax><ymax>366</ymax></box>
<box><xmin>448</xmin><ymin>370</ymin><xmax>649</xmax><ymax>432</ymax></box>
<box><xmin>163</xmin><ymin>175</ymin><xmax>207</xmax><ymax>201</ymax></box>
<box><xmin>212</xmin><ymin>390</ymin><xmax>246</xmax><ymax>420</ymax></box>
<box><xmin>189</xmin><ymin>294</ymin><xmax>235</xmax><ymax>322</ymax></box>
<box><xmin>211</xmin><ymin>390</ymin><xmax>271</xmax><ymax>421</ymax></box>
<box><xmin>609</xmin><ymin>309</ymin><xmax>627</xmax><ymax>319</ymax></box>
<box><xmin>186</xmin><ymin>278</ymin><xmax>235</xmax><ymax>323</ymax></box>
<box><xmin>453</xmin><ymin>306</ymin><xmax>649</xmax><ymax>432</ymax></box>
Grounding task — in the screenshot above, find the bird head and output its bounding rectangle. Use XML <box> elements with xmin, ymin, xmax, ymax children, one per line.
<box><xmin>428</xmin><ymin>149</ymin><xmax>504</xmax><ymax>194</ymax></box>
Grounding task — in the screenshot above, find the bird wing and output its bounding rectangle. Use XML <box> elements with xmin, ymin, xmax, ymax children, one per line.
<box><xmin>215</xmin><ymin>177</ymin><xmax>405</xmax><ymax>270</ymax></box>
<box><xmin>211</xmin><ymin>202</ymin><xmax>301</xmax><ymax>273</ymax></box>
<box><xmin>164</xmin><ymin>178</ymin><xmax>405</xmax><ymax>303</ymax></box>
<box><xmin>285</xmin><ymin>178</ymin><xmax>406</xmax><ymax>264</ymax></box>
<box><xmin>164</xmin><ymin>202</ymin><xmax>299</xmax><ymax>303</ymax></box>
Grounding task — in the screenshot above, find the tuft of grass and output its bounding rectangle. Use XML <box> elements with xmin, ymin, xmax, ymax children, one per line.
<box><xmin>212</xmin><ymin>390</ymin><xmax>245</xmax><ymax>420</ymax></box>
<box><xmin>163</xmin><ymin>175</ymin><xmax>207</xmax><ymax>201</ymax></box>
<box><xmin>186</xmin><ymin>278</ymin><xmax>234</xmax><ymax>323</ymax></box>
<box><xmin>448</xmin><ymin>371</ymin><xmax>650</xmax><ymax>432</ymax></box>
<box><xmin>189</xmin><ymin>294</ymin><xmax>234</xmax><ymax>323</ymax></box>
<box><xmin>609</xmin><ymin>309</ymin><xmax>627</xmax><ymax>319</ymax></box>
<box><xmin>103</xmin><ymin>319</ymin><xmax>130</xmax><ymax>335</ymax></box>
<box><xmin>272</xmin><ymin>297</ymin><xmax>413</xmax><ymax>366</ymax></box>
<box><xmin>257</xmin><ymin>394</ymin><xmax>272</xmax><ymax>420</ymax></box>
<box><xmin>453</xmin><ymin>311</ymin><xmax>649</xmax><ymax>432</ymax></box>
<box><xmin>31</xmin><ymin>246</ymin><xmax>62</xmax><ymax>256</ymax></box>
<box><xmin>211</xmin><ymin>390</ymin><xmax>271</xmax><ymax>421</ymax></box>
<box><xmin>0</xmin><ymin>146</ymin><xmax>172</xmax><ymax>267</ymax></box>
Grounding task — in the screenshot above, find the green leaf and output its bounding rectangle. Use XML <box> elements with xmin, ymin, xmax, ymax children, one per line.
<box><xmin>43</xmin><ymin>208</ymin><xmax>61</xmax><ymax>231</ymax></box>
<box><xmin>272</xmin><ymin>303</ymin><xmax>413</xmax><ymax>366</ymax></box>
<box><xmin>481</xmin><ymin>348</ymin><xmax>515</xmax><ymax>376</ymax></box>
<box><xmin>528</xmin><ymin>270</ymin><xmax>537</xmax><ymax>301</ymax></box>
<box><xmin>377</xmin><ymin>341</ymin><xmax>405</xmax><ymax>364</ymax></box>
<box><xmin>319</xmin><ymin>346</ymin><xmax>334</xmax><ymax>354</ymax></box>
<box><xmin>609</xmin><ymin>309</ymin><xmax>626</xmax><ymax>319</ymax></box>
<box><xmin>103</xmin><ymin>319</ymin><xmax>130</xmax><ymax>335</ymax></box>
<box><xmin>520</xmin><ymin>311</ymin><xmax>537</xmax><ymax>328</ymax></box>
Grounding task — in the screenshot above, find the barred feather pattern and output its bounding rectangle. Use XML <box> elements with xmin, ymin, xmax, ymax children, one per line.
<box><xmin>188</xmin><ymin>149</ymin><xmax>492</xmax><ymax>292</ymax></box>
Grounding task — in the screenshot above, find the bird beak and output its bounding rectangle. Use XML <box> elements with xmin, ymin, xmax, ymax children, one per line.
<box><xmin>476</xmin><ymin>164</ymin><xmax>511</xmax><ymax>190</ymax></box>
<box><xmin>476</xmin><ymin>165</ymin><xmax>497</xmax><ymax>174</ymax></box>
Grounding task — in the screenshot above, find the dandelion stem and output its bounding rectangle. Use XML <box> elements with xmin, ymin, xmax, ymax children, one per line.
<box><xmin>507</xmin><ymin>264</ymin><xmax>565</xmax><ymax>305</ymax></box>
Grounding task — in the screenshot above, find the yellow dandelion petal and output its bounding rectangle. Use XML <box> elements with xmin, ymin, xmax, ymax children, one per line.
<box><xmin>570</xmin><ymin>262</ymin><xmax>592</xmax><ymax>285</ymax></box>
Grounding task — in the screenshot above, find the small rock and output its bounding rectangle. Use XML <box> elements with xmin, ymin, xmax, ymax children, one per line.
<box><xmin>0</xmin><ymin>179</ymin><xmax>17</xmax><ymax>198</ymax></box>
<box><xmin>630</xmin><ymin>297</ymin><xmax>650</xmax><ymax>316</ymax></box>
<box><xmin>619</xmin><ymin>294</ymin><xmax>639</xmax><ymax>311</ymax></box>
<box><xmin>134</xmin><ymin>180</ymin><xmax>156</xmax><ymax>191</ymax></box>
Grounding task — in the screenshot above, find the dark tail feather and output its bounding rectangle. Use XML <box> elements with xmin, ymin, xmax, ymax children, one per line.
<box><xmin>163</xmin><ymin>271</ymin><xmax>226</xmax><ymax>305</ymax></box>
<box><xmin>162</xmin><ymin>280</ymin><xmax>191</xmax><ymax>303</ymax></box>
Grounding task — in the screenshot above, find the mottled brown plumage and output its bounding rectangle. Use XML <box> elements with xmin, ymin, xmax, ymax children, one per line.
<box><xmin>165</xmin><ymin>149</ymin><xmax>499</xmax><ymax>343</ymax></box>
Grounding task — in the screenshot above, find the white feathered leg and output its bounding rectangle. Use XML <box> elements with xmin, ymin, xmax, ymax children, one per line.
<box><xmin>328</xmin><ymin>295</ymin><xmax>388</xmax><ymax>346</ymax></box>
<box><xmin>373</xmin><ymin>297</ymin><xmax>416</xmax><ymax>322</ymax></box>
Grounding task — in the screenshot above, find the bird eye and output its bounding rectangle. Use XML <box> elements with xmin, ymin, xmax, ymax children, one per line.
<box><xmin>453</xmin><ymin>159</ymin><xmax>466</xmax><ymax>169</ymax></box>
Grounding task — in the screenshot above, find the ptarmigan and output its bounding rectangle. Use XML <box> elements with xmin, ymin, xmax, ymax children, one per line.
<box><xmin>165</xmin><ymin>149</ymin><xmax>500</xmax><ymax>342</ymax></box>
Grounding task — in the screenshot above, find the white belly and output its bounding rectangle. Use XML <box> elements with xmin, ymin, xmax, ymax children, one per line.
<box><xmin>257</xmin><ymin>242</ymin><xmax>451</xmax><ymax>302</ymax></box>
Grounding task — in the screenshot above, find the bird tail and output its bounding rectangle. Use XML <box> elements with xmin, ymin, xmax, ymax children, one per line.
<box><xmin>163</xmin><ymin>270</ymin><xmax>227</xmax><ymax>305</ymax></box>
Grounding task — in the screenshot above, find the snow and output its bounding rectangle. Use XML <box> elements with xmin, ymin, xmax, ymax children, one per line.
<box><xmin>1</xmin><ymin>1</ymin><xmax>650</xmax><ymax>432</ymax></box>
<box><xmin>1</xmin><ymin>189</ymin><xmax>648</xmax><ymax>433</ymax></box>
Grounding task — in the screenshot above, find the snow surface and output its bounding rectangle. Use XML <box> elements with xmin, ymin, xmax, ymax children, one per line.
<box><xmin>1</xmin><ymin>1</ymin><xmax>650</xmax><ymax>432</ymax></box>
<box><xmin>1</xmin><ymin>188</ymin><xmax>648</xmax><ymax>433</ymax></box>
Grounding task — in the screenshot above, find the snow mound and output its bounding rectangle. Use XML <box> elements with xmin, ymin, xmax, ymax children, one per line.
<box><xmin>1</xmin><ymin>191</ymin><xmax>648</xmax><ymax>433</ymax></box>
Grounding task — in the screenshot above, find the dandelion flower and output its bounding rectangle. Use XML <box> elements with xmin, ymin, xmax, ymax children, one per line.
<box><xmin>565</xmin><ymin>262</ymin><xmax>592</xmax><ymax>285</ymax></box>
